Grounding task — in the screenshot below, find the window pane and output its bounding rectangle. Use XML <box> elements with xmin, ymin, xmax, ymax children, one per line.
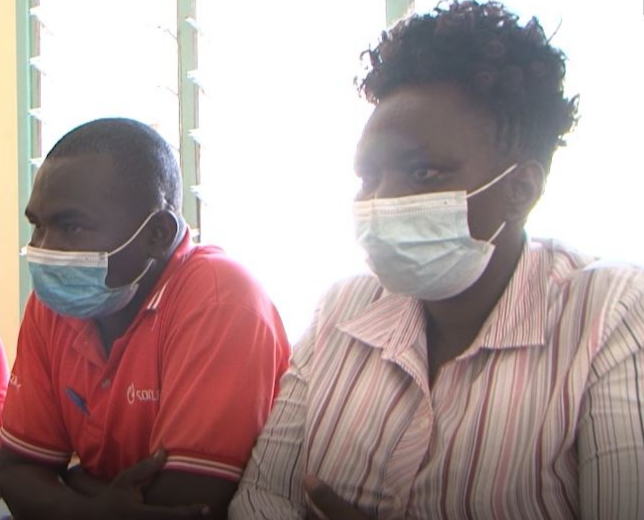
<box><xmin>37</xmin><ymin>0</ymin><xmax>179</xmax><ymax>154</ymax></box>
<box><xmin>196</xmin><ymin>0</ymin><xmax>385</xmax><ymax>341</ymax></box>
<box><xmin>414</xmin><ymin>0</ymin><xmax>644</xmax><ymax>263</ymax></box>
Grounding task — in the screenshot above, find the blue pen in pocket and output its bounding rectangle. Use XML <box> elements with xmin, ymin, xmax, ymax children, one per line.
<box><xmin>65</xmin><ymin>387</ymin><xmax>90</xmax><ymax>416</ymax></box>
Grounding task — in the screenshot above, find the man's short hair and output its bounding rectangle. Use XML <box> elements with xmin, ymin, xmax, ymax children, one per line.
<box><xmin>356</xmin><ymin>0</ymin><xmax>578</xmax><ymax>169</ymax></box>
<box><xmin>46</xmin><ymin>118</ymin><xmax>183</xmax><ymax>214</ymax></box>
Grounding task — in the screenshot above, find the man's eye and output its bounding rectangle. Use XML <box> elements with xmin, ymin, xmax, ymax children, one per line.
<box><xmin>64</xmin><ymin>224</ymin><xmax>83</xmax><ymax>234</ymax></box>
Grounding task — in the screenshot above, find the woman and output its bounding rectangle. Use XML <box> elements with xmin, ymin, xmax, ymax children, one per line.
<box><xmin>230</xmin><ymin>2</ymin><xmax>644</xmax><ymax>519</ymax></box>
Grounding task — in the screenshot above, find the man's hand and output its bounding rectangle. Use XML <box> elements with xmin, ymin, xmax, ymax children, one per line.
<box><xmin>304</xmin><ymin>475</ymin><xmax>373</xmax><ymax>520</ymax></box>
<box><xmin>65</xmin><ymin>465</ymin><xmax>109</xmax><ymax>497</ymax></box>
<box><xmin>90</xmin><ymin>450</ymin><xmax>211</xmax><ymax>520</ymax></box>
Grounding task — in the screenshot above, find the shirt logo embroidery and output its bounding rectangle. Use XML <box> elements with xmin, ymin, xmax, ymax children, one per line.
<box><xmin>126</xmin><ymin>383</ymin><xmax>159</xmax><ymax>405</ymax></box>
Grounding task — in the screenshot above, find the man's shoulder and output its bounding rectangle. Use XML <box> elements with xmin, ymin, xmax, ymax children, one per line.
<box><xmin>17</xmin><ymin>294</ymin><xmax>85</xmax><ymax>360</ymax></box>
<box><xmin>22</xmin><ymin>293</ymin><xmax>72</xmax><ymax>332</ymax></box>
<box><xmin>168</xmin><ymin>243</ymin><xmax>242</xmax><ymax>287</ymax></box>
<box><xmin>160</xmin><ymin>243</ymin><xmax>277</xmax><ymax>314</ymax></box>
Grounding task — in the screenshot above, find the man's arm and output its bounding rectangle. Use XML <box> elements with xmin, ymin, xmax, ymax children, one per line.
<box><xmin>228</xmin><ymin>332</ymin><xmax>312</xmax><ymax>520</ymax></box>
<box><xmin>0</xmin><ymin>446</ymin><xmax>210</xmax><ymax>520</ymax></box>
<box><xmin>145</xmin><ymin>471</ymin><xmax>236</xmax><ymax>518</ymax></box>
<box><xmin>146</xmin><ymin>257</ymin><xmax>290</xmax><ymax>519</ymax></box>
<box><xmin>65</xmin><ymin>459</ymin><xmax>237</xmax><ymax>518</ymax></box>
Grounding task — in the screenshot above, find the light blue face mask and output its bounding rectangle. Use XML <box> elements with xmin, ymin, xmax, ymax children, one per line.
<box><xmin>25</xmin><ymin>213</ymin><xmax>157</xmax><ymax>319</ymax></box>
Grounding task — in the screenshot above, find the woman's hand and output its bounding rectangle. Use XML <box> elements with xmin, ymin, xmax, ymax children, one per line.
<box><xmin>304</xmin><ymin>476</ymin><xmax>373</xmax><ymax>520</ymax></box>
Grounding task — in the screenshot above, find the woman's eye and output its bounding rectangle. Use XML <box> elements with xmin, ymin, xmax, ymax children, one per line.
<box><xmin>410</xmin><ymin>167</ymin><xmax>440</xmax><ymax>182</ymax></box>
<box><xmin>361</xmin><ymin>176</ymin><xmax>377</xmax><ymax>189</ymax></box>
<box><xmin>358</xmin><ymin>171</ymin><xmax>380</xmax><ymax>191</ymax></box>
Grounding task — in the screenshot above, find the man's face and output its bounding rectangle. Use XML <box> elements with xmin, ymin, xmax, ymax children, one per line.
<box><xmin>354</xmin><ymin>82</ymin><xmax>517</xmax><ymax>241</ymax></box>
<box><xmin>26</xmin><ymin>153</ymin><xmax>153</xmax><ymax>288</ymax></box>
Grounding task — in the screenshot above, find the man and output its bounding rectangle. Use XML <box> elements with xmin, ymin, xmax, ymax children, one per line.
<box><xmin>229</xmin><ymin>2</ymin><xmax>644</xmax><ymax>519</ymax></box>
<box><xmin>0</xmin><ymin>118</ymin><xmax>290</xmax><ymax>519</ymax></box>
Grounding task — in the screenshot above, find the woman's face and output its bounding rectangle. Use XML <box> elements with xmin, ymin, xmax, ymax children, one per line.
<box><xmin>354</xmin><ymin>82</ymin><xmax>518</xmax><ymax>242</ymax></box>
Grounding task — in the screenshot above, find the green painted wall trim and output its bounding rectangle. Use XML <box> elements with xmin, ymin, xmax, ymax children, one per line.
<box><xmin>386</xmin><ymin>0</ymin><xmax>414</xmax><ymax>27</ymax></box>
<box><xmin>177</xmin><ymin>0</ymin><xmax>200</xmax><ymax>234</ymax></box>
<box><xmin>15</xmin><ymin>0</ymin><xmax>34</xmax><ymax>314</ymax></box>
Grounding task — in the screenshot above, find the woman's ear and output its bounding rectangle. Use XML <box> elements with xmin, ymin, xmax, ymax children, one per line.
<box><xmin>147</xmin><ymin>211</ymin><xmax>180</xmax><ymax>259</ymax></box>
<box><xmin>504</xmin><ymin>160</ymin><xmax>546</xmax><ymax>224</ymax></box>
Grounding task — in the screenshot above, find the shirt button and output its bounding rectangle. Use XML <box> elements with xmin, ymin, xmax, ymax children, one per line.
<box><xmin>419</xmin><ymin>418</ymin><xmax>430</xmax><ymax>429</ymax></box>
<box><xmin>393</xmin><ymin>495</ymin><xmax>403</xmax><ymax>509</ymax></box>
<box><xmin>101</xmin><ymin>378</ymin><xmax>111</xmax><ymax>388</ymax></box>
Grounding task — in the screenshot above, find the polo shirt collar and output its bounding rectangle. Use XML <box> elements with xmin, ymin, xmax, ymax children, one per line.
<box><xmin>143</xmin><ymin>227</ymin><xmax>195</xmax><ymax>312</ymax></box>
<box><xmin>338</xmin><ymin>238</ymin><xmax>549</xmax><ymax>359</ymax></box>
<box><xmin>67</xmin><ymin>227</ymin><xmax>195</xmax><ymax>365</ymax></box>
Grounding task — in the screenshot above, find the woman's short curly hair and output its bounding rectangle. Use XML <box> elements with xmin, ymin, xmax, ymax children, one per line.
<box><xmin>357</xmin><ymin>1</ymin><xmax>578</xmax><ymax>167</ymax></box>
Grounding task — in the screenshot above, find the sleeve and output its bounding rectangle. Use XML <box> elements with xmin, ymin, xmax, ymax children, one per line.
<box><xmin>149</xmin><ymin>290</ymin><xmax>290</xmax><ymax>482</ymax></box>
<box><xmin>0</xmin><ymin>296</ymin><xmax>72</xmax><ymax>467</ymax></box>
<box><xmin>578</xmin><ymin>290</ymin><xmax>644</xmax><ymax>520</ymax></box>
<box><xmin>228</xmin><ymin>318</ymin><xmax>317</xmax><ymax>520</ymax></box>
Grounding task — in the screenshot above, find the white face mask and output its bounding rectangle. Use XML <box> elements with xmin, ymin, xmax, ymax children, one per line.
<box><xmin>353</xmin><ymin>164</ymin><xmax>518</xmax><ymax>301</ymax></box>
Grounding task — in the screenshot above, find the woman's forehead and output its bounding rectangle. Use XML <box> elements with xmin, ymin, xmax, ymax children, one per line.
<box><xmin>358</xmin><ymin>83</ymin><xmax>497</xmax><ymax>159</ymax></box>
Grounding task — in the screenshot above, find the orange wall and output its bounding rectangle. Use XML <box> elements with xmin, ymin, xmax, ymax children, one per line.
<box><xmin>0</xmin><ymin>0</ymin><xmax>21</xmax><ymax>366</ymax></box>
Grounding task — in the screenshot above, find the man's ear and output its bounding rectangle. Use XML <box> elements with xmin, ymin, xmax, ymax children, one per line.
<box><xmin>504</xmin><ymin>160</ymin><xmax>546</xmax><ymax>224</ymax></box>
<box><xmin>147</xmin><ymin>211</ymin><xmax>180</xmax><ymax>259</ymax></box>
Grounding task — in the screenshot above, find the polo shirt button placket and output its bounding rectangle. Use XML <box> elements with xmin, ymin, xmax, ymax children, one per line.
<box><xmin>101</xmin><ymin>378</ymin><xmax>111</xmax><ymax>389</ymax></box>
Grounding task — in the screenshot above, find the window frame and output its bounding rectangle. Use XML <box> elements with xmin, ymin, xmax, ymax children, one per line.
<box><xmin>14</xmin><ymin>0</ymin><xmax>401</xmax><ymax>315</ymax></box>
<box><xmin>16</xmin><ymin>0</ymin><xmax>39</xmax><ymax>314</ymax></box>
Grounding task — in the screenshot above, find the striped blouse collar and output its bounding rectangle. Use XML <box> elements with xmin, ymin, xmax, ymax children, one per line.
<box><xmin>338</xmin><ymin>239</ymin><xmax>550</xmax><ymax>359</ymax></box>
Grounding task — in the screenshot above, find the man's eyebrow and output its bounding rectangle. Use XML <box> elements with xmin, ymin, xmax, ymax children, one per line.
<box><xmin>399</xmin><ymin>145</ymin><xmax>428</xmax><ymax>157</ymax></box>
<box><xmin>25</xmin><ymin>208</ymin><xmax>96</xmax><ymax>224</ymax></box>
<box><xmin>50</xmin><ymin>209</ymin><xmax>94</xmax><ymax>222</ymax></box>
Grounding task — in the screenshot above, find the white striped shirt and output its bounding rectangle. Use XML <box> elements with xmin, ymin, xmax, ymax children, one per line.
<box><xmin>229</xmin><ymin>238</ymin><xmax>644</xmax><ymax>520</ymax></box>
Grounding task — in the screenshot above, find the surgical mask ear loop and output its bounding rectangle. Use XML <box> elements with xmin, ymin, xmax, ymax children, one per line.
<box><xmin>130</xmin><ymin>258</ymin><xmax>155</xmax><ymax>286</ymax></box>
<box><xmin>106</xmin><ymin>212</ymin><xmax>157</xmax><ymax>287</ymax></box>
<box><xmin>466</xmin><ymin>163</ymin><xmax>518</xmax><ymax>199</ymax></box>
<box><xmin>108</xmin><ymin>212</ymin><xmax>158</xmax><ymax>258</ymax></box>
<box><xmin>466</xmin><ymin>164</ymin><xmax>517</xmax><ymax>245</ymax></box>
<box><xmin>487</xmin><ymin>221</ymin><xmax>506</xmax><ymax>245</ymax></box>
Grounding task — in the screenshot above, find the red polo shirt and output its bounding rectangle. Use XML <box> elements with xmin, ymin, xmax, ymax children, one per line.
<box><xmin>0</xmin><ymin>232</ymin><xmax>290</xmax><ymax>481</ymax></box>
